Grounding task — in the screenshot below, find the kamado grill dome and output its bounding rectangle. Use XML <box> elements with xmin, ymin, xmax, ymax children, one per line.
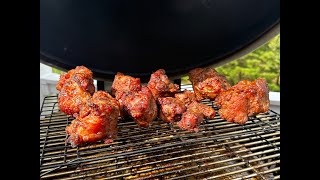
<box><xmin>40</xmin><ymin>0</ymin><xmax>279</xmax><ymax>81</ymax></box>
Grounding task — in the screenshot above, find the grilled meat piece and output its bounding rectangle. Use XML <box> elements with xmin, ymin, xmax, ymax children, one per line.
<box><xmin>158</xmin><ymin>97</ymin><xmax>186</xmax><ymax>123</ymax></box>
<box><xmin>116</xmin><ymin>86</ymin><xmax>158</xmax><ymax>127</ymax></box>
<box><xmin>65</xmin><ymin>91</ymin><xmax>120</xmax><ymax>147</ymax></box>
<box><xmin>215</xmin><ymin>78</ymin><xmax>270</xmax><ymax>124</ymax></box>
<box><xmin>147</xmin><ymin>69</ymin><xmax>179</xmax><ymax>100</ymax></box>
<box><xmin>174</xmin><ymin>90</ymin><xmax>198</xmax><ymax>107</ymax></box>
<box><xmin>56</xmin><ymin>66</ymin><xmax>95</xmax><ymax>116</ymax></box>
<box><xmin>111</xmin><ymin>72</ymin><xmax>142</xmax><ymax>117</ymax></box>
<box><xmin>58</xmin><ymin>81</ymin><xmax>93</xmax><ymax>117</ymax></box>
<box><xmin>178</xmin><ymin>101</ymin><xmax>215</xmax><ymax>132</ymax></box>
<box><xmin>111</xmin><ymin>72</ymin><xmax>141</xmax><ymax>96</ymax></box>
<box><xmin>189</xmin><ymin>67</ymin><xmax>231</xmax><ymax>101</ymax></box>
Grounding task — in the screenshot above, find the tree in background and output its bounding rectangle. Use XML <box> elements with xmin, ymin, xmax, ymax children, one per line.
<box><xmin>182</xmin><ymin>34</ymin><xmax>280</xmax><ymax>92</ymax></box>
<box><xmin>216</xmin><ymin>34</ymin><xmax>280</xmax><ymax>92</ymax></box>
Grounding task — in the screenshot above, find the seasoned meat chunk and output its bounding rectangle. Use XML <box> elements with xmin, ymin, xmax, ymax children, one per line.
<box><xmin>174</xmin><ymin>90</ymin><xmax>198</xmax><ymax>107</ymax></box>
<box><xmin>147</xmin><ymin>69</ymin><xmax>179</xmax><ymax>100</ymax></box>
<box><xmin>111</xmin><ymin>72</ymin><xmax>142</xmax><ymax>117</ymax></box>
<box><xmin>56</xmin><ymin>66</ymin><xmax>95</xmax><ymax>116</ymax></box>
<box><xmin>116</xmin><ymin>86</ymin><xmax>158</xmax><ymax>127</ymax></box>
<box><xmin>65</xmin><ymin>91</ymin><xmax>120</xmax><ymax>147</ymax></box>
<box><xmin>215</xmin><ymin>78</ymin><xmax>270</xmax><ymax>124</ymax></box>
<box><xmin>178</xmin><ymin>101</ymin><xmax>215</xmax><ymax>132</ymax></box>
<box><xmin>158</xmin><ymin>97</ymin><xmax>186</xmax><ymax>123</ymax></box>
<box><xmin>111</xmin><ymin>72</ymin><xmax>141</xmax><ymax>96</ymax></box>
<box><xmin>189</xmin><ymin>67</ymin><xmax>231</xmax><ymax>101</ymax></box>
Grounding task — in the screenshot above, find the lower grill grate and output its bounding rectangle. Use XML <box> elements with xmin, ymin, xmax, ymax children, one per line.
<box><xmin>40</xmin><ymin>85</ymin><xmax>280</xmax><ymax>179</ymax></box>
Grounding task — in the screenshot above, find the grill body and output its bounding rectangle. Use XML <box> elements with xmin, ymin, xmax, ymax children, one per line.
<box><xmin>40</xmin><ymin>85</ymin><xmax>280</xmax><ymax>179</ymax></box>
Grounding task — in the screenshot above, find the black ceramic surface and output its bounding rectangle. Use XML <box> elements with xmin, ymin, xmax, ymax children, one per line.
<box><xmin>40</xmin><ymin>0</ymin><xmax>279</xmax><ymax>81</ymax></box>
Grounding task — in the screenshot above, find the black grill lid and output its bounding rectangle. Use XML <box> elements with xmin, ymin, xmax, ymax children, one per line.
<box><xmin>40</xmin><ymin>0</ymin><xmax>280</xmax><ymax>81</ymax></box>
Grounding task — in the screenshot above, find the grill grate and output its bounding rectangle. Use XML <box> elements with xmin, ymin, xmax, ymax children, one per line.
<box><xmin>40</xmin><ymin>85</ymin><xmax>280</xmax><ymax>179</ymax></box>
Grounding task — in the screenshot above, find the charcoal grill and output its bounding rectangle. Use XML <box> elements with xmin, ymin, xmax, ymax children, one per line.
<box><xmin>40</xmin><ymin>84</ymin><xmax>280</xmax><ymax>179</ymax></box>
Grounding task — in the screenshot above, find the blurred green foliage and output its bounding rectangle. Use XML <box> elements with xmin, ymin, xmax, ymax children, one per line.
<box><xmin>182</xmin><ymin>34</ymin><xmax>280</xmax><ymax>92</ymax></box>
<box><xmin>52</xmin><ymin>68</ymin><xmax>64</xmax><ymax>75</ymax></box>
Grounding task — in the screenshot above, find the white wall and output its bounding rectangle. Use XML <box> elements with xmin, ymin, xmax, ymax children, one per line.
<box><xmin>269</xmin><ymin>92</ymin><xmax>280</xmax><ymax>114</ymax></box>
<box><xmin>40</xmin><ymin>63</ymin><xmax>59</xmax><ymax>109</ymax></box>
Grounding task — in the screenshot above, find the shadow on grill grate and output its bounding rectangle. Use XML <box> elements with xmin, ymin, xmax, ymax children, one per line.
<box><xmin>40</xmin><ymin>85</ymin><xmax>280</xmax><ymax>179</ymax></box>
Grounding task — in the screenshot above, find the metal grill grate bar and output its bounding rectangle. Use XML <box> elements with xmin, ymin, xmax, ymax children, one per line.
<box><xmin>233</xmin><ymin>167</ymin><xmax>280</xmax><ymax>180</ymax></box>
<box><xmin>40</xmin><ymin>127</ymin><xmax>279</xmax><ymax>169</ymax></box>
<box><xmin>41</xmin><ymin>138</ymin><xmax>279</xmax><ymax>178</ymax></box>
<box><xmin>205</xmin><ymin>160</ymin><xmax>280</xmax><ymax>180</ymax></box>
<box><xmin>40</xmin><ymin>93</ymin><xmax>280</xmax><ymax>179</ymax></box>
<box><xmin>40</xmin><ymin>131</ymin><xmax>279</xmax><ymax>171</ymax></box>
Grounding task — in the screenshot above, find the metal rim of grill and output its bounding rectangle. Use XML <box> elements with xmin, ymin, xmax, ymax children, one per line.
<box><xmin>40</xmin><ymin>84</ymin><xmax>280</xmax><ymax>179</ymax></box>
